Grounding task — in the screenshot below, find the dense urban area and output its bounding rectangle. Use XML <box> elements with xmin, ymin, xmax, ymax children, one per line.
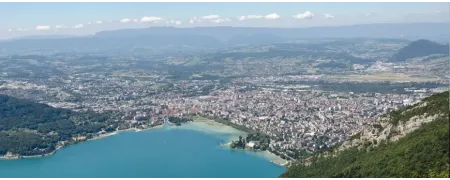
<box><xmin>0</xmin><ymin>33</ymin><xmax>448</xmax><ymax>164</ymax></box>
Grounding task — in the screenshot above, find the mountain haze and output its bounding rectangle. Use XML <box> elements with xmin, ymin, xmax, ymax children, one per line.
<box><xmin>95</xmin><ymin>23</ymin><xmax>450</xmax><ymax>41</ymax></box>
<box><xmin>0</xmin><ymin>23</ymin><xmax>449</xmax><ymax>54</ymax></box>
<box><xmin>392</xmin><ymin>39</ymin><xmax>449</xmax><ymax>62</ymax></box>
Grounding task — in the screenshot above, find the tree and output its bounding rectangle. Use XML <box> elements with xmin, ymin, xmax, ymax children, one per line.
<box><xmin>230</xmin><ymin>141</ymin><xmax>237</xmax><ymax>149</ymax></box>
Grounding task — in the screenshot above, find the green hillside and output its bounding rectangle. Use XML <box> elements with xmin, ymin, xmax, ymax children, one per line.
<box><xmin>0</xmin><ymin>95</ymin><xmax>121</xmax><ymax>157</ymax></box>
<box><xmin>392</xmin><ymin>39</ymin><xmax>449</xmax><ymax>62</ymax></box>
<box><xmin>280</xmin><ymin>91</ymin><xmax>449</xmax><ymax>178</ymax></box>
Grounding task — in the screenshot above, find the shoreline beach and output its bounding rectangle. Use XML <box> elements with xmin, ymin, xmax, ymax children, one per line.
<box><xmin>1</xmin><ymin>119</ymin><xmax>289</xmax><ymax>166</ymax></box>
<box><xmin>218</xmin><ymin>143</ymin><xmax>289</xmax><ymax>167</ymax></box>
<box><xmin>175</xmin><ymin>117</ymin><xmax>289</xmax><ymax>167</ymax></box>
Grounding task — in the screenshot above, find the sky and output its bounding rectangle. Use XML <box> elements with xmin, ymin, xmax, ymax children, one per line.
<box><xmin>1</xmin><ymin>2</ymin><xmax>449</xmax><ymax>39</ymax></box>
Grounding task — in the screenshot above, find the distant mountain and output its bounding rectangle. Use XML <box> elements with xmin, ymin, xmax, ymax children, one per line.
<box><xmin>0</xmin><ymin>34</ymin><xmax>223</xmax><ymax>53</ymax></box>
<box><xmin>392</xmin><ymin>39</ymin><xmax>449</xmax><ymax>62</ymax></box>
<box><xmin>95</xmin><ymin>23</ymin><xmax>450</xmax><ymax>41</ymax></box>
<box><xmin>1</xmin><ymin>23</ymin><xmax>449</xmax><ymax>53</ymax></box>
<box><xmin>280</xmin><ymin>91</ymin><xmax>449</xmax><ymax>178</ymax></box>
<box><xmin>227</xmin><ymin>33</ymin><xmax>284</xmax><ymax>45</ymax></box>
<box><xmin>12</xmin><ymin>35</ymin><xmax>79</xmax><ymax>40</ymax></box>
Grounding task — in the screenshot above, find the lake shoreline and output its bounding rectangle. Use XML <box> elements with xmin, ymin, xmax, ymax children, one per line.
<box><xmin>218</xmin><ymin>143</ymin><xmax>289</xmax><ymax>167</ymax></box>
<box><xmin>0</xmin><ymin>121</ymin><xmax>286</xmax><ymax>178</ymax></box>
<box><xmin>0</xmin><ymin>125</ymin><xmax>164</xmax><ymax>160</ymax></box>
<box><xmin>179</xmin><ymin>117</ymin><xmax>290</xmax><ymax>167</ymax></box>
<box><xmin>1</xmin><ymin>118</ymin><xmax>289</xmax><ymax>167</ymax></box>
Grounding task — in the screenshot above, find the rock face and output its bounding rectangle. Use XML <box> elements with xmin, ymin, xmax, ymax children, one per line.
<box><xmin>339</xmin><ymin>95</ymin><xmax>446</xmax><ymax>151</ymax></box>
<box><xmin>280</xmin><ymin>91</ymin><xmax>449</xmax><ymax>178</ymax></box>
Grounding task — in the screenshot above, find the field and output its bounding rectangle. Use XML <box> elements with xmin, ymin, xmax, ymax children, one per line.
<box><xmin>150</xmin><ymin>83</ymin><xmax>168</xmax><ymax>89</ymax></box>
<box><xmin>328</xmin><ymin>73</ymin><xmax>440</xmax><ymax>82</ymax></box>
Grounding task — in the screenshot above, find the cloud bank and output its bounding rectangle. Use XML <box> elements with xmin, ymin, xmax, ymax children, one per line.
<box><xmin>265</xmin><ymin>13</ymin><xmax>280</xmax><ymax>20</ymax></box>
<box><xmin>238</xmin><ymin>15</ymin><xmax>264</xmax><ymax>21</ymax></box>
<box><xmin>35</xmin><ymin>25</ymin><xmax>51</xmax><ymax>30</ymax></box>
<box><xmin>293</xmin><ymin>11</ymin><xmax>314</xmax><ymax>19</ymax></box>
<box><xmin>120</xmin><ymin>18</ymin><xmax>131</xmax><ymax>23</ymax></box>
<box><xmin>324</xmin><ymin>13</ymin><xmax>335</xmax><ymax>19</ymax></box>
<box><xmin>166</xmin><ymin>20</ymin><xmax>182</xmax><ymax>25</ymax></box>
<box><xmin>189</xmin><ymin>15</ymin><xmax>232</xmax><ymax>24</ymax></box>
<box><xmin>73</xmin><ymin>24</ymin><xmax>84</xmax><ymax>29</ymax></box>
<box><xmin>141</xmin><ymin>16</ymin><xmax>163</xmax><ymax>23</ymax></box>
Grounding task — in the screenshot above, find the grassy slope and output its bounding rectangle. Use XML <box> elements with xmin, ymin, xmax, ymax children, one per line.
<box><xmin>280</xmin><ymin>91</ymin><xmax>449</xmax><ymax>178</ymax></box>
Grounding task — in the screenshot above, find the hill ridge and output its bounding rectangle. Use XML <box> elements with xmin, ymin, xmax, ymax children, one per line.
<box><xmin>280</xmin><ymin>91</ymin><xmax>449</xmax><ymax>178</ymax></box>
<box><xmin>392</xmin><ymin>39</ymin><xmax>449</xmax><ymax>62</ymax></box>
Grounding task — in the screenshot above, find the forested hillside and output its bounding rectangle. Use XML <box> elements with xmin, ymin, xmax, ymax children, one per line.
<box><xmin>392</xmin><ymin>39</ymin><xmax>449</xmax><ymax>62</ymax></box>
<box><xmin>280</xmin><ymin>91</ymin><xmax>449</xmax><ymax>178</ymax></box>
<box><xmin>0</xmin><ymin>95</ymin><xmax>120</xmax><ymax>157</ymax></box>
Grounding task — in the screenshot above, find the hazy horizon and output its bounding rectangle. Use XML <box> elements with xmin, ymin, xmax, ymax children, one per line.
<box><xmin>2</xmin><ymin>2</ymin><xmax>449</xmax><ymax>39</ymax></box>
<box><xmin>1</xmin><ymin>22</ymin><xmax>449</xmax><ymax>41</ymax></box>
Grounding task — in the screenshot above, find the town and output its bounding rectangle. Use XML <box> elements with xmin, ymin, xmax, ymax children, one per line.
<box><xmin>0</xmin><ymin>70</ymin><xmax>444</xmax><ymax>161</ymax></box>
<box><xmin>0</xmin><ymin>38</ymin><xmax>448</xmax><ymax>162</ymax></box>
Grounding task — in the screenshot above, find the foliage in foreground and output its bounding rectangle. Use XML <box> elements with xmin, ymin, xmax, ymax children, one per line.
<box><xmin>280</xmin><ymin>91</ymin><xmax>449</xmax><ymax>178</ymax></box>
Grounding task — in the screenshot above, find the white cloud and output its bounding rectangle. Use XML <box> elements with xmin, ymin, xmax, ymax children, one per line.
<box><xmin>73</xmin><ymin>24</ymin><xmax>84</xmax><ymax>29</ymax></box>
<box><xmin>87</xmin><ymin>22</ymin><xmax>92</xmax><ymax>25</ymax></box>
<box><xmin>55</xmin><ymin>25</ymin><xmax>66</xmax><ymax>29</ymax></box>
<box><xmin>120</xmin><ymin>18</ymin><xmax>131</xmax><ymax>23</ymax></box>
<box><xmin>140</xmin><ymin>16</ymin><xmax>163</xmax><ymax>23</ymax></box>
<box><xmin>16</xmin><ymin>28</ymin><xmax>28</xmax><ymax>32</ymax></box>
<box><xmin>96</xmin><ymin>21</ymin><xmax>103</xmax><ymax>24</ymax></box>
<box><xmin>212</xmin><ymin>17</ymin><xmax>231</xmax><ymax>24</ymax></box>
<box><xmin>238</xmin><ymin>15</ymin><xmax>263</xmax><ymax>21</ymax></box>
<box><xmin>248</xmin><ymin>15</ymin><xmax>263</xmax><ymax>19</ymax></box>
<box><xmin>365</xmin><ymin>13</ymin><xmax>375</xmax><ymax>16</ymax></box>
<box><xmin>167</xmin><ymin>20</ymin><xmax>182</xmax><ymax>25</ymax></box>
<box><xmin>324</xmin><ymin>13</ymin><xmax>335</xmax><ymax>19</ymax></box>
<box><xmin>133</xmin><ymin>19</ymin><xmax>139</xmax><ymax>22</ymax></box>
<box><xmin>265</xmin><ymin>13</ymin><xmax>280</xmax><ymax>20</ymax></box>
<box><xmin>293</xmin><ymin>11</ymin><xmax>314</xmax><ymax>19</ymax></box>
<box><xmin>434</xmin><ymin>11</ymin><xmax>448</xmax><ymax>15</ymax></box>
<box><xmin>435</xmin><ymin>11</ymin><xmax>447</xmax><ymax>14</ymax></box>
<box><xmin>35</xmin><ymin>25</ymin><xmax>51</xmax><ymax>31</ymax></box>
<box><xmin>189</xmin><ymin>17</ymin><xmax>200</xmax><ymax>24</ymax></box>
<box><xmin>8</xmin><ymin>29</ymin><xmax>12</xmax><ymax>32</ymax></box>
<box><xmin>189</xmin><ymin>15</ymin><xmax>230</xmax><ymax>24</ymax></box>
<box><xmin>201</xmin><ymin>15</ymin><xmax>220</xmax><ymax>20</ymax></box>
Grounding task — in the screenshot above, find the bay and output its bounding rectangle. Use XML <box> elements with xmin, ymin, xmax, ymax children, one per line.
<box><xmin>0</xmin><ymin>123</ymin><xmax>285</xmax><ymax>178</ymax></box>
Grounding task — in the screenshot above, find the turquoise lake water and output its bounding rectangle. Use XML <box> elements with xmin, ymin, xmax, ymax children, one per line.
<box><xmin>0</xmin><ymin>125</ymin><xmax>285</xmax><ymax>178</ymax></box>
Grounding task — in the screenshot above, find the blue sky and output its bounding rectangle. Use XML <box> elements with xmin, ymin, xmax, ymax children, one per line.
<box><xmin>1</xmin><ymin>2</ymin><xmax>449</xmax><ymax>38</ymax></box>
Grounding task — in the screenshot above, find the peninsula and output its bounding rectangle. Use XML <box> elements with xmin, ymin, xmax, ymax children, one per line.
<box><xmin>0</xmin><ymin>94</ymin><xmax>164</xmax><ymax>159</ymax></box>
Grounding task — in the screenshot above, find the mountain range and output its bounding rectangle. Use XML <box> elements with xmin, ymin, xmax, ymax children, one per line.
<box><xmin>94</xmin><ymin>23</ymin><xmax>450</xmax><ymax>41</ymax></box>
<box><xmin>0</xmin><ymin>23</ymin><xmax>449</xmax><ymax>54</ymax></box>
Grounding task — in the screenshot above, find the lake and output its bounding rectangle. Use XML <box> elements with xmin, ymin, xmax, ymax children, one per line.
<box><xmin>0</xmin><ymin>123</ymin><xmax>285</xmax><ymax>178</ymax></box>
